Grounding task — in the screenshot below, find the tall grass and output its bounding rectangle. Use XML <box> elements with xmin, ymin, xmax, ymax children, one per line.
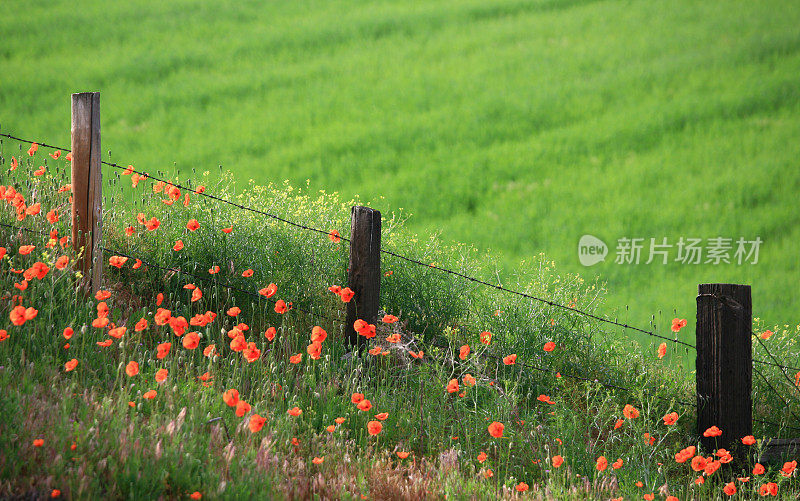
<box><xmin>1</xmin><ymin>142</ymin><xmax>799</xmax><ymax>499</ymax></box>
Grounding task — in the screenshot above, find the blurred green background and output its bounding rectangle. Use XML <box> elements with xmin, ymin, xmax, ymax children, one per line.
<box><xmin>2</xmin><ymin>0</ymin><xmax>799</xmax><ymax>340</ymax></box>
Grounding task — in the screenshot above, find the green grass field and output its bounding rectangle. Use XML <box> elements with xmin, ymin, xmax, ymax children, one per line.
<box><xmin>2</xmin><ymin>0</ymin><xmax>800</xmax><ymax>338</ymax></box>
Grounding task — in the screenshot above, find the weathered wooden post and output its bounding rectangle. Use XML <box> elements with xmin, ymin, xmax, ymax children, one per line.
<box><xmin>696</xmin><ymin>283</ymin><xmax>752</xmax><ymax>453</ymax></box>
<box><xmin>344</xmin><ymin>206</ymin><xmax>381</xmax><ymax>348</ymax></box>
<box><xmin>71</xmin><ymin>92</ymin><xmax>102</xmax><ymax>294</ymax></box>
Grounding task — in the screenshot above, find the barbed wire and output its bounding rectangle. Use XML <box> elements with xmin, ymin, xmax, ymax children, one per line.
<box><xmin>1</xmin><ymin>131</ymin><xmax>699</xmax><ymax>351</ymax></box>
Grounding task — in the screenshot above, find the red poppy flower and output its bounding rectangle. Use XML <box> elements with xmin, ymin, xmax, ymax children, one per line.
<box><xmin>55</xmin><ymin>256</ymin><xmax>69</xmax><ymax>269</ymax></box>
<box><xmin>446</xmin><ymin>379</ymin><xmax>460</xmax><ymax>394</ymax></box>
<box><xmin>543</xmin><ymin>341</ymin><xmax>556</xmax><ymax>352</ymax></box>
<box><xmin>328</xmin><ymin>230</ymin><xmax>341</xmax><ymax>243</ymax></box>
<box><xmin>488</xmin><ymin>421</ymin><xmax>504</xmax><ymax>438</ymax></box>
<box><xmin>189</xmin><ymin>492</ymin><xmax>202</xmax><ymax>500</ymax></box>
<box><xmin>289</xmin><ymin>353</ymin><xmax>302</xmax><ymax>364</ymax></box>
<box><xmin>596</xmin><ymin>456</ymin><xmax>608</xmax><ymax>472</ymax></box>
<box><xmin>241</xmin><ymin>269</ymin><xmax>254</xmax><ymax>277</ymax></box>
<box><xmin>209</xmin><ymin>265</ymin><xmax>220</xmax><ymax>274</ymax></box>
<box><xmin>612</xmin><ymin>458</ymin><xmax>623</xmax><ymax>469</ymax></box>
<box><xmin>274</xmin><ymin>300</ymin><xmax>287</xmax><ymax>314</ymax></box>
<box><xmin>33</xmin><ymin>438</ymin><xmax>44</xmax><ymax>447</ymax></box>
<box><xmin>155</xmin><ymin>369</ymin><xmax>168</xmax><ymax>383</ymax></box>
<box><xmin>288</xmin><ymin>407</ymin><xmax>302</xmax><ymax>417</ymax></box>
<box><xmin>761</xmin><ymin>330</ymin><xmax>774</xmax><ymax>340</ymax></box>
<box><xmin>339</xmin><ymin>287</ymin><xmax>355</xmax><ymax>302</ymax></box>
<box><xmin>186</xmin><ymin>219</ymin><xmax>200</xmax><ymax>231</ymax></box>
<box><xmin>235</xmin><ymin>400</ymin><xmax>251</xmax><ymax>417</ymax></box>
<box><xmin>243</xmin><ymin>342</ymin><xmax>261</xmax><ymax>362</ymax></box>
<box><xmin>480</xmin><ymin>331</ymin><xmax>492</xmax><ymax>345</ymax></box>
<box><xmin>109</xmin><ymin>256</ymin><xmax>129</xmax><ymax>268</ymax></box>
<box><xmin>671</xmin><ymin>318</ymin><xmax>687</xmax><ymax>332</ymax></box>
<box><xmin>222</xmin><ymin>227</ymin><xmax>232</xmax><ymax>234</ymax></box>
<box><xmin>259</xmin><ymin>283</ymin><xmax>277</xmax><ymax>297</ymax></box>
<box><xmin>183</xmin><ymin>332</ymin><xmax>200</xmax><ymax>350</ymax></box>
<box><xmin>0</xmin><ymin>330</ymin><xmax>9</xmax><ymax>342</ymax></box>
<box><xmin>657</xmin><ymin>343</ymin><xmax>667</xmax><ymax>359</ymax></box>
<box><xmin>19</xmin><ymin>245</ymin><xmax>35</xmax><ymax>255</ymax></box>
<box><xmin>65</xmin><ymin>359</ymin><xmax>78</xmax><ymax>372</ymax></box>
<box><xmin>351</xmin><ymin>393</ymin><xmax>364</xmax><ymax>404</ymax></box>
<box><xmin>515</xmin><ymin>483</ymin><xmax>529</xmax><ymax>492</ymax></box>
<box><xmin>382</xmin><ymin>314</ymin><xmax>398</xmax><ymax>323</ymax></box>
<box><xmin>459</xmin><ymin>345</ymin><xmax>470</xmax><ymax>360</ymax></box>
<box><xmin>125</xmin><ymin>361</ymin><xmax>139</xmax><ymax>377</ymax></box>
<box><xmin>223</xmin><ymin>389</ymin><xmax>239</xmax><ymax>407</ymax></box>
<box><xmin>191</xmin><ymin>288</ymin><xmax>202</xmax><ymax>302</ymax></box>
<box><xmin>703</xmin><ymin>426</ymin><xmax>722</xmax><ymax>437</ymax></box>
<box><xmin>742</xmin><ymin>435</ymin><xmax>756</xmax><ymax>445</ymax></box>
<box><xmin>265</xmin><ymin>327</ymin><xmax>276</xmax><ymax>341</ymax></box>
<box><xmin>357</xmin><ymin>399</ymin><xmax>372</xmax><ymax>412</ymax></box>
<box><xmin>227</xmin><ymin>306</ymin><xmax>241</xmax><ymax>317</ymax></box>
<box><xmin>27</xmin><ymin>143</ymin><xmax>38</xmax><ymax>156</ymax></box>
<box><xmin>623</xmin><ymin>404</ymin><xmax>640</xmax><ymax>419</ymax></box>
<box><xmin>311</xmin><ymin>326</ymin><xmax>327</xmax><ymax>343</ymax></box>
<box><xmin>143</xmin><ymin>390</ymin><xmax>157</xmax><ymax>399</ymax></box>
<box><xmin>367</xmin><ymin>421</ymin><xmax>382</xmax><ymax>436</ymax></box>
<box><xmin>502</xmin><ymin>354</ymin><xmax>517</xmax><ymax>365</ymax></box>
<box><xmin>662</xmin><ymin>412</ymin><xmax>678</xmax><ymax>425</ymax></box>
<box><xmin>172</xmin><ymin>240</ymin><xmax>184</xmax><ymax>252</ymax></box>
<box><xmin>552</xmin><ymin>455</ymin><xmax>564</xmax><ymax>468</ymax></box>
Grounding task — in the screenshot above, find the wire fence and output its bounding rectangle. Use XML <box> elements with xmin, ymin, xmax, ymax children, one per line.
<box><xmin>2</xmin><ymin>132</ymin><xmax>800</xmax><ymax>435</ymax></box>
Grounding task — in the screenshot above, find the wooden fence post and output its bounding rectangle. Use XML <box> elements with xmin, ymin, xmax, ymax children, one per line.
<box><xmin>696</xmin><ymin>283</ymin><xmax>752</xmax><ymax>453</ymax></box>
<box><xmin>344</xmin><ymin>206</ymin><xmax>381</xmax><ymax>348</ymax></box>
<box><xmin>71</xmin><ymin>92</ymin><xmax>102</xmax><ymax>294</ymax></box>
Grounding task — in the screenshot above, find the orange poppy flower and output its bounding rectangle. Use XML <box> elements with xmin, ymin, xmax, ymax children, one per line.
<box><xmin>182</xmin><ymin>332</ymin><xmax>200</xmax><ymax>350</ymax></box>
<box><xmin>614</xmin><ymin>418</ymin><xmax>624</xmax><ymax>429</ymax></box>
<box><xmin>397</xmin><ymin>452</ymin><xmax>410</xmax><ymax>459</ymax></box>
<box><xmin>288</xmin><ymin>407</ymin><xmax>302</xmax><ymax>417</ymax></box>
<box><xmin>264</xmin><ymin>327</ymin><xmax>276</xmax><ymax>341</ymax></box>
<box><xmin>742</xmin><ymin>435</ymin><xmax>756</xmax><ymax>445</ymax></box>
<box><xmin>274</xmin><ymin>300</ymin><xmax>288</xmax><ymax>314</ymax></box>
<box><xmin>306</xmin><ymin>341</ymin><xmax>322</xmax><ymax>360</ymax></box>
<box><xmin>259</xmin><ymin>283</ymin><xmax>277</xmax><ymax>297</ymax></box>
<box><xmin>351</xmin><ymin>393</ymin><xmax>364</xmax><ymax>404</ymax></box>
<box><xmin>760</xmin><ymin>330</ymin><xmax>774</xmax><ymax>340</ymax></box>
<box><xmin>223</xmin><ymin>389</ymin><xmax>239</xmax><ymax>407</ymax></box>
<box><xmin>235</xmin><ymin>400</ymin><xmax>251</xmax><ymax>417</ymax></box>
<box><xmin>703</xmin><ymin>426</ymin><xmax>722</xmax><ymax>437</ymax></box>
<box><xmin>671</xmin><ymin>318</ymin><xmax>687</xmax><ymax>332</ymax></box>
<box><xmin>488</xmin><ymin>421</ymin><xmax>504</xmax><ymax>438</ymax></box>
<box><xmin>145</xmin><ymin>217</ymin><xmax>160</xmax><ymax>231</ymax></box>
<box><xmin>446</xmin><ymin>379</ymin><xmax>460</xmax><ymax>394</ymax></box>
<box><xmin>612</xmin><ymin>458</ymin><xmax>623</xmax><ymax>469</ymax></box>
<box><xmin>502</xmin><ymin>354</ymin><xmax>517</xmax><ymax>365</ymax></box>
<box><xmin>367</xmin><ymin>421</ymin><xmax>382</xmax><ymax>436</ymax></box>
<box><xmin>203</xmin><ymin>345</ymin><xmax>216</xmax><ymax>358</ymax></box>
<box><xmin>326</xmin><ymin>425</ymin><xmax>335</xmax><ymax>433</ymax></box>
<box><xmin>515</xmin><ymin>483</ymin><xmax>529</xmax><ymax>492</ymax></box>
<box><xmin>62</xmin><ymin>327</ymin><xmax>73</xmax><ymax>339</ymax></box>
<box><xmin>156</xmin><ymin>342</ymin><xmax>171</xmax><ymax>359</ymax></box>
<box><xmin>243</xmin><ymin>342</ymin><xmax>261</xmax><ymax>362</ymax></box>
<box><xmin>27</xmin><ymin>143</ymin><xmax>38</xmax><ymax>156</ymax></box>
<box><xmin>662</xmin><ymin>412</ymin><xmax>678</xmax><ymax>425</ymax></box>
<box><xmin>289</xmin><ymin>353</ymin><xmax>302</xmax><ymax>364</ymax></box>
<box><xmin>480</xmin><ymin>331</ymin><xmax>492</xmax><ymax>345</ymax></box>
<box><xmin>186</xmin><ymin>219</ymin><xmax>200</xmax><ymax>231</ymax></box>
<box><xmin>221</xmin><ymin>227</ymin><xmax>233</xmax><ymax>234</ymax></box>
<box><xmin>643</xmin><ymin>495</ymin><xmax>654</xmax><ymax>501</ymax></box>
<box><xmin>109</xmin><ymin>326</ymin><xmax>127</xmax><ymax>339</ymax></box>
<box><xmin>368</xmin><ymin>346</ymin><xmax>382</xmax><ymax>356</ymax></box>
<box><xmin>543</xmin><ymin>341</ymin><xmax>556</xmax><ymax>352</ymax></box>
<box><xmin>335</xmin><ymin>417</ymin><xmax>345</xmax><ymax>424</ymax></box>
<box><xmin>483</xmin><ymin>469</ymin><xmax>493</xmax><ymax>479</ymax></box>
<box><xmin>657</xmin><ymin>343</ymin><xmax>667</xmax><ymax>359</ymax></box>
<box><xmin>109</xmin><ymin>256</ymin><xmax>129</xmax><ymax>268</ymax></box>
<box><xmin>459</xmin><ymin>344</ymin><xmax>470</xmax><ymax>360</ymax></box>
<box><xmin>357</xmin><ymin>400</ymin><xmax>372</xmax><ymax>412</ymax></box>
<box><xmin>328</xmin><ymin>230</ymin><xmax>341</xmax><ymax>243</ymax></box>
<box><xmin>155</xmin><ymin>369</ymin><xmax>168</xmax><ymax>383</ymax></box>
<box><xmin>382</xmin><ymin>314</ymin><xmax>398</xmax><ymax>323</ymax></box>
<box><xmin>125</xmin><ymin>361</ymin><xmax>139</xmax><ymax>376</ymax></box>
<box><xmin>19</xmin><ymin>245</ymin><xmax>35</xmax><ymax>255</ymax></box>
<box><xmin>141</xmin><ymin>390</ymin><xmax>156</xmax><ymax>400</ymax></box>
<box><xmin>311</xmin><ymin>326</ymin><xmax>327</xmax><ymax>343</ymax></box>
<box><xmin>208</xmin><ymin>265</ymin><xmax>220</xmax><ymax>274</ymax></box>
<box><xmin>328</xmin><ymin>285</ymin><xmax>341</xmax><ymax>294</ymax></box>
<box><xmin>781</xmin><ymin>460</ymin><xmax>797</xmax><ymax>477</ymax></box>
<box><xmin>10</xmin><ymin>157</ymin><xmax>18</xmax><ymax>170</ymax></box>
<box><xmin>339</xmin><ymin>287</ymin><xmax>355</xmax><ymax>303</ymax></box>
<box><xmin>65</xmin><ymin>359</ymin><xmax>78</xmax><ymax>372</ymax></box>
<box><xmin>190</xmin><ymin>492</ymin><xmax>202</xmax><ymax>500</ymax></box>
<box><xmin>690</xmin><ymin>455</ymin><xmax>707</xmax><ymax>472</ymax></box>
<box><xmin>596</xmin><ymin>456</ymin><xmax>608</xmax><ymax>472</ymax></box>
<box><xmin>239</xmin><ymin>268</ymin><xmax>253</xmax><ymax>277</ymax></box>
<box><xmin>230</xmin><ymin>335</ymin><xmax>247</xmax><ymax>352</ymax></box>
<box><xmin>623</xmin><ymin>404</ymin><xmax>640</xmax><ymax>419</ymax></box>
<box><xmin>477</xmin><ymin>451</ymin><xmax>487</xmax><ymax>463</ymax></box>
<box><xmin>374</xmin><ymin>412</ymin><xmax>389</xmax><ymax>421</ymax></box>
<box><xmin>760</xmin><ymin>482</ymin><xmax>778</xmax><ymax>496</ymax></box>
<box><xmin>33</xmin><ymin>438</ymin><xmax>44</xmax><ymax>447</ymax></box>
<box><xmin>96</xmin><ymin>339</ymin><xmax>113</xmax><ymax>347</ymax></box>
<box><xmin>312</xmin><ymin>457</ymin><xmax>324</xmax><ymax>465</ymax></box>
<box><xmin>552</xmin><ymin>455</ymin><xmax>564</xmax><ymax>468</ymax></box>
<box><xmin>55</xmin><ymin>256</ymin><xmax>69</xmax><ymax>269</ymax></box>
<box><xmin>227</xmin><ymin>306</ymin><xmax>241</xmax><ymax>317</ymax></box>
<box><xmin>51</xmin><ymin>489</ymin><xmax>61</xmax><ymax>498</ymax></box>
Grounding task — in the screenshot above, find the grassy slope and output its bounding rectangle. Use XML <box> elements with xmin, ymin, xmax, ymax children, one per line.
<box><xmin>2</xmin><ymin>0</ymin><xmax>800</xmax><ymax>338</ymax></box>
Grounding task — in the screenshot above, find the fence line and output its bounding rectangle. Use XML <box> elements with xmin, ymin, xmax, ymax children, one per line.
<box><xmin>0</xmin><ymin>131</ymin><xmax>695</xmax><ymax>350</ymax></box>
